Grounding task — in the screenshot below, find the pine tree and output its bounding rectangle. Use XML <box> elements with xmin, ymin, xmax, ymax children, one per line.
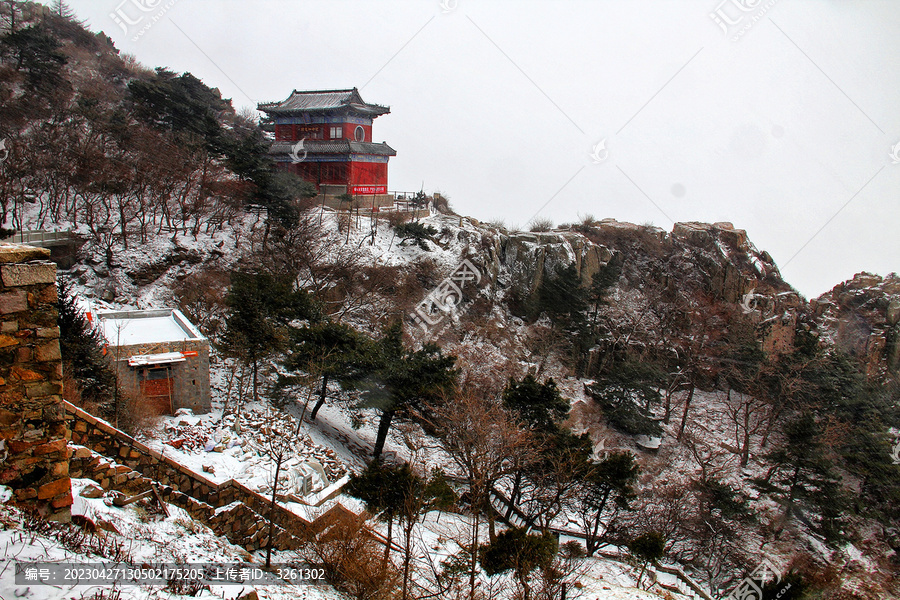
<box><xmin>585</xmin><ymin>365</ymin><xmax>663</xmax><ymax>438</ymax></box>
<box><xmin>517</xmin><ymin>428</ymin><xmax>592</xmax><ymax>531</ymax></box>
<box><xmin>393</xmin><ymin>222</ymin><xmax>438</xmax><ymax>250</ymax></box>
<box><xmin>358</xmin><ymin>323</ymin><xmax>457</xmax><ymax>459</ymax></box>
<box><xmin>501</xmin><ymin>373</ymin><xmax>584</xmax><ymax>525</ymax></box>
<box><xmin>128</xmin><ymin>68</ymin><xmax>229</xmax><ymax>152</ymax></box>
<box><xmin>347</xmin><ymin>458</ymin><xmax>454</xmax><ymax>595</ymax></box>
<box><xmin>221</xmin><ymin>270</ymin><xmax>316</xmax><ymax>404</ymax></box>
<box><xmin>251</xmin><ymin>168</ymin><xmax>316</xmax><ymax>230</ymax></box>
<box><xmin>754</xmin><ymin>413</ymin><xmax>847</xmax><ymax>543</ymax></box>
<box><xmin>0</xmin><ymin>24</ymin><xmax>68</xmax><ymax>92</ymax></box>
<box><xmin>586</xmin><ymin>252</ymin><xmax>622</xmax><ymax>327</ymax></box>
<box><xmin>480</xmin><ymin>527</ymin><xmax>558</xmax><ymax>600</ymax></box>
<box><xmin>628</xmin><ymin>531</ymin><xmax>665</xmax><ymax>589</ymax></box>
<box><xmin>532</xmin><ymin>263</ymin><xmax>587</xmax><ymax>329</ymax></box>
<box><xmin>502</xmin><ymin>374</ymin><xmax>569</xmax><ymax>432</ymax></box>
<box><xmin>577</xmin><ymin>451</ymin><xmax>639</xmax><ymax>556</ymax></box>
<box><xmin>347</xmin><ymin>460</ymin><xmax>411</xmax><ymax>565</ymax></box>
<box><xmin>50</xmin><ymin>0</ymin><xmax>77</xmax><ymax>20</ymax></box>
<box><xmin>57</xmin><ymin>277</ymin><xmax>117</xmax><ymax>418</ymax></box>
<box><xmin>284</xmin><ymin>320</ymin><xmax>375</xmax><ymax>420</ymax></box>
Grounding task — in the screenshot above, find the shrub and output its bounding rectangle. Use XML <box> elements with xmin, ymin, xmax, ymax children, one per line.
<box><xmin>432</xmin><ymin>192</ymin><xmax>452</xmax><ymax>214</ymax></box>
<box><xmin>481</xmin><ymin>527</ymin><xmax>558</xmax><ymax>596</ymax></box>
<box><xmin>574</xmin><ymin>213</ymin><xmax>600</xmax><ymax>234</ymax></box>
<box><xmin>584</xmin><ymin>380</ymin><xmax>663</xmax><ymax>437</ymax></box>
<box><xmin>394</xmin><ymin>222</ymin><xmax>438</xmax><ymax>250</ymax></box>
<box><xmin>529</xmin><ymin>217</ymin><xmax>554</xmax><ymax>232</ymax></box>
<box><xmin>301</xmin><ymin>509</ymin><xmax>398</xmax><ymax>599</ymax></box>
<box><xmin>385</xmin><ymin>210</ymin><xmax>411</xmax><ymax>228</ymax></box>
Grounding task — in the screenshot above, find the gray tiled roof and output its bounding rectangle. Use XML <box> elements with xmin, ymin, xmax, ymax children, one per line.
<box><xmin>258</xmin><ymin>88</ymin><xmax>390</xmax><ymax>116</ymax></box>
<box><xmin>268</xmin><ymin>140</ymin><xmax>396</xmax><ymax>156</ymax></box>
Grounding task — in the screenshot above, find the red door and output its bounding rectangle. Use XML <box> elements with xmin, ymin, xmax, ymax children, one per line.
<box><xmin>139</xmin><ymin>368</ymin><xmax>173</xmax><ymax>415</ymax></box>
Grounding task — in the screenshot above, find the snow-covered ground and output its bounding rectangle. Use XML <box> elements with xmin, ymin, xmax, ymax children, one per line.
<box><xmin>27</xmin><ymin>203</ymin><xmax>886</xmax><ymax>598</ymax></box>
<box><xmin>140</xmin><ymin>406</ymin><xmax>349</xmax><ymax>500</ymax></box>
<box><xmin>1</xmin><ymin>476</ymin><xmax>681</xmax><ymax>600</ymax></box>
<box><xmin>0</xmin><ymin>479</ymin><xmax>347</xmax><ymax>600</ymax></box>
<box><xmin>52</xmin><ymin>208</ymin><xmax>694</xmax><ymax>599</ymax></box>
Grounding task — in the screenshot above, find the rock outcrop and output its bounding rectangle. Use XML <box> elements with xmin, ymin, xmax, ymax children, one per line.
<box><xmin>814</xmin><ymin>272</ymin><xmax>900</xmax><ymax>377</ymax></box>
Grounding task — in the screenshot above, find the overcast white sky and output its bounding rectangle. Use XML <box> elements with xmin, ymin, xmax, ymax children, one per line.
<box><xmin>60</xmin><ymin>0</ymin><xmax>900</xmax><ymax>298</ymax></box>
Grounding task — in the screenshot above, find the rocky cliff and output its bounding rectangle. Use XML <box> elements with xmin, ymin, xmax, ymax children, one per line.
<box><xmin>814</xmin><ymin>272</ymin><xmax>900</xmax><ymax>378</ymax></box>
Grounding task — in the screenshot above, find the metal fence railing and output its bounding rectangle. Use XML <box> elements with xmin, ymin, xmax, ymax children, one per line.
<box><xmin>3</xmin><ymin>230</ymin><xmax>77</xmax><ymax>246</ymax></box>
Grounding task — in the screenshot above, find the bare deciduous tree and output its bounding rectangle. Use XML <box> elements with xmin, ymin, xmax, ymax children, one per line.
<box><xmin>300</xmin><ymin>507</ymin><xmax>399</xmax><ymax>600</ymax></box>
<box><xmin>427</xmin><ymin>379</ymin><xmax>534</xmax><ymax>600</ymax></box>
<box><xmin>722</xmin><ymin>387</ymin><xmax>767</xmax><ymax>467</ymax></box>
<box><xmin>249</xmin><ymin>408</ymin><xmax>301</xmax><ymax>568</ymax></box>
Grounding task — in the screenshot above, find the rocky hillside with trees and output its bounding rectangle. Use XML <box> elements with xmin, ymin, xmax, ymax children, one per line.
<box><xmin>2</xmin><ymin>3</ymin><xmax>899</xmax><ymax>599</ymax></box>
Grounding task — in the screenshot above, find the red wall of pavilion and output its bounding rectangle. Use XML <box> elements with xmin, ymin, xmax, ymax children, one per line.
<box><xmin>349</xmin><ymin>161</ymin><xmax>388</xmax><ymax>189</ymax></box>
<box><xmin>274</xmin><ymin>123</ymin><xmax>372</xmax><ymax>142</ymax></box>
<box><xmin>289</xmin><ymin>161</ymin><xmax>350</xmax><ymax>187</ymax></box>
<box><xmin>284</xmin><ymin>160</ymin><xmax>386</xmax><ymax>190</ymax></box>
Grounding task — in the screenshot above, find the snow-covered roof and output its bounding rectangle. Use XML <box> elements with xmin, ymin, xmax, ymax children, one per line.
<box><xmin>96</xmin><ymin>308</ymin><xmax>205</xmax><ymax>347</ymax></box>
<box><xmin>258</xmin><ymin>87</ymin><xmax>390</xmax><ymax>116</ymax></box>
<box><xmin>268</xmin><ymin>140</ymin><xmax>396</xmax><ymax>156</ymax></box>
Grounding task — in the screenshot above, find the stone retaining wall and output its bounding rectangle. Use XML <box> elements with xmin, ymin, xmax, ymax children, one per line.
<box><xmin>64</xmin><ymin>400</ymin><xmax>349</xmax><ymax>548</ymax></box>
<box><xmin>69</xmin><ymin>444</ymin><xmax>300</xmax><ymax>551</ymax></box>
<box><xmin>0</xmin><ymin>244</ymin><xmax>70</xmax><ymax>521</ymax></box>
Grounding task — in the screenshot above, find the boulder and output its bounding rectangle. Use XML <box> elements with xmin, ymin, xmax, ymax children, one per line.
<box><xmin>888</xmin><ymin>299</ymin><xmax>900</xmax><ymax>326</ymax></box>
<box><xmin>79</xmin><ymin>484</ymin><xmax>104</xmax><ymax>499</ymax></box>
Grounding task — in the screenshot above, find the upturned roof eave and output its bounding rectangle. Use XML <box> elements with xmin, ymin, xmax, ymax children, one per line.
<box><xmin>267</xmin><ymin>140</ymin><xmax>396</xmax><ymax>156</ymax></box>
<box><xmin>258</xmin><ymin>104</ymin><xmax>390</xmax><ymax>117</ymax></box>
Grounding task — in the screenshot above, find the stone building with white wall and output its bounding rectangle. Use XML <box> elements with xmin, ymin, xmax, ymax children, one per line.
<box><xmin>96</xmin><ymin>309</ymin><xmax>211</xmax><ymax>415</ymax></box>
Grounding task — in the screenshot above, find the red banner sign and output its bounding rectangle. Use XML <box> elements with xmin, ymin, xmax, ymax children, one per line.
<box><xmin>351</xmin><ymin>185</ymin><xmax>386</xmax><ymax>195</ymax></box>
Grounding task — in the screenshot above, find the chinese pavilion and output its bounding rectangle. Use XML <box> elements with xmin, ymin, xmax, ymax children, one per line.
<box><xmin>258</xmin><ymin>88</ymin><xmax>395</xmax><ymax>195</ymax></box>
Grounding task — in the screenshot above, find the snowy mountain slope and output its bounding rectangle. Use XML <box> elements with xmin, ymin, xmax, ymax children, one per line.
<box><xmin>47</xmin><ymin>204</ymin><xmax>898</xmax><ymax>598</ymax></box>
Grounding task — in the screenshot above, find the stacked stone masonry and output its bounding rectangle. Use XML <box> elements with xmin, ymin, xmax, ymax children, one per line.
<box><xmin>0</xmin><ymin>244</ymin><xmax>71</xmax><ymax>521</ymax></box>
<box><xmin>70</xmin><ymin>444</ymin><xmax>301</xmax><ymax>551</ymax></box>
<box><xmin>66</xmin><ymin>401</ymin><xmax>353</xmax><ymax>551</ymax></box>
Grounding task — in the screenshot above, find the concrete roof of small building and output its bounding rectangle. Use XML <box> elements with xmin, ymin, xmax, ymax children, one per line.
<box><xmin>96</xmin><ymin>308</ymin><xmax>205</xmax><ymax>347</ymax></box>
